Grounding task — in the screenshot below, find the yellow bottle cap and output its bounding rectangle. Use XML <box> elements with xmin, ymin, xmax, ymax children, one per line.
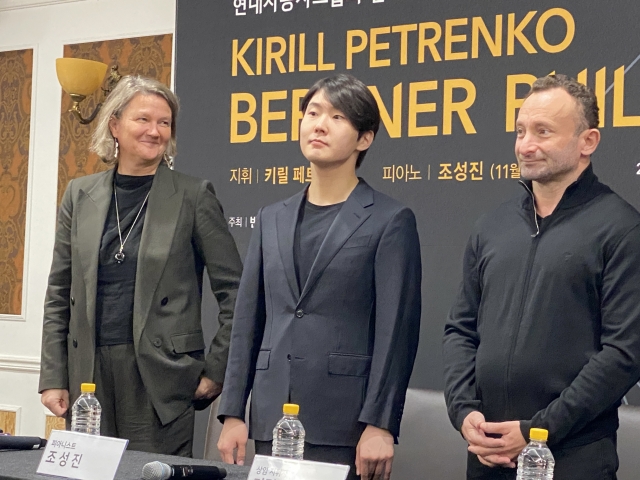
<box><xmin>80</xmin><ymin>383</ymin><xmax>96</xmax><ymax>393</ymax></box>
<box><xmin>529</xmin><ymin>428</ymin><xmax>548</xmax><ymax>442</ymax></box>
<box><xmin>283</xmin><ymin>403</ymin><xmax>299</xmax><ymax>415</ymax></box>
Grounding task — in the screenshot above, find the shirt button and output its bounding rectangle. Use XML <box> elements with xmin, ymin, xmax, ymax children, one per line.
<box><xmin>70</xmin><ymin>296</ymin><xmax>75</xmax><ymax>306</ymax></box>
<box><xmin>72</xmin><ymin>339</ymin><xmax>78</xmax><ymax>348</ymax></box>
<box><xmin>153</xmin><ymin>338</ymin><xmax>162</xmax><ymax>347</ymax></box>
<box><xmin>295</xmin><ymin>309</ymin><xmax>304</xmax><ymax>318</ymax></box>
<box><xmin>287</xmin><ymin>354</ymin><xmax>291</xmax><ymax>361</ymax></box>
<box><xmin>161</xmin><ymin>297</ymin><xmax>169</xmax><ymax>306</ymax></box>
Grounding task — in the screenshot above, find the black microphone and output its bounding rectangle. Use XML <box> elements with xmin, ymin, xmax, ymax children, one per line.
<box><xmin>142</xmin><ymin>461</ymin><xmax>227</xmax><ymax>480</ymax></box>
<box><xmin>0</xmin><ymin>435</ymin><xmax>47</xmax><ymax>450</ymax></box>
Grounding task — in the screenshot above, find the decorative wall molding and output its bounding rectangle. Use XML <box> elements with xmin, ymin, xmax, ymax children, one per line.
<box><xmin>0</xmin><ymin>314</ymin><xmax>26</xmax><ymax>322</ymax></box>
<box><xmin>0</xmin><ymin>0</ymin><xmax>85</xmax><ymax>12</ymax></box>
<box><xmin>0</xmin><ymin>47</ymin><xmax>33</xmax><ymax>317</ymax></box>
<box><xmin>0</xmin><ymin>354</ymin><xmax>40</xmax><ymax>373</ymax></box>
<box><xmin>0</xmin><ymin>44</ymin><xmax>41</xmax><ymax>324</ymax></box>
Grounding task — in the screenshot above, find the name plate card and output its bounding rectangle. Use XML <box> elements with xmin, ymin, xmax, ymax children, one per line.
<box><xmin>37</xmin><ymin>430</ymin><xmax>128</xmax><ymax>480</ymax></box>
<box><xmin>248</xmin><ymin>454</ymin><xmax>350</xmax><ymax>480</ymax></box>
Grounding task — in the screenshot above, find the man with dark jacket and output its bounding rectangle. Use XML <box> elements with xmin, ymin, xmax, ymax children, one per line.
<box><xmin>443</xmin><ymin>74</ymin><xmax>640</xmax><ymax>480</ymax></box>
<box><xmin>217</xmin><ymin>74</ymin><xmax>421</xmax><ymax>480</ymax></box>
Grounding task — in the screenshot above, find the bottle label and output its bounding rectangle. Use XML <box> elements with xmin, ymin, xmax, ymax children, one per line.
<box><xmin>36</xmin><ymin>430</ymin><xmax>128</xmax><ymax>480</ymax></box>
<box><xmin>249</xmin><ymin>454</ymin><xmax>350</xmax><ymax>480</ymax></box>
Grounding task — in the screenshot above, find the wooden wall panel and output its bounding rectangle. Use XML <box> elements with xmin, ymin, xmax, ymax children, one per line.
<box><xmin>0</xmin><ymin>410</ymin><xmax>17</xmax><ymax>435</ymax></box>
<box><xmin>0</xmin><ymin>49</ymin><xmax>32</xmax><ymax>315</ymax></box>
<box><xmin>58</xmin><ymin>34</ymin><xmax>173</xmax><ymax>204</ymax></box>
<box><xmin>45</xmin><ymin>415</ymin><xmax>66</xmax><ymax>439</ymax></box>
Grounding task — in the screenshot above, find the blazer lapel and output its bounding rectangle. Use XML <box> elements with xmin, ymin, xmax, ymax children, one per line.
<box><xmin>76</xmin><ymin>168</ymin><xmax>114</xmax><ymax>335</ymax></box>
<box><xmin>298</xmin><ymin>180</ymin><xmax>373</xmax><ymax>305</ymax></box>
<box><xmin>276</xmin><ymin>188</ymin><xmax>307</xmax><ymax>300</ymax></box>
<box><xmin>133</xmin><ymin>164</ymin><xmax>183</xmax><ymax>347</ymax></box>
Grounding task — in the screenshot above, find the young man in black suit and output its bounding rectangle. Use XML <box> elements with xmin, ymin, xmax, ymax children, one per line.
<box><xmin>218</xmin><ymin>74</ymin><xmax>422</xmax><ymax>480</ymax></box>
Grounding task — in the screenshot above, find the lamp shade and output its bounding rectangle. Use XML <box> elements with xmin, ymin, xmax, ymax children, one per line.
<box><xmin>56</xmin><ymin>58</ymin><xmax>108</xmax><ymax>96</ymax></box>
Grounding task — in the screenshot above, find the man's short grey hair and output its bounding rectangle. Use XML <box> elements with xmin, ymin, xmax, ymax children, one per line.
<box><xmin>90</xmin><ymin>75</ymin><xmax>179</xmax><ymax>166</ymax></box>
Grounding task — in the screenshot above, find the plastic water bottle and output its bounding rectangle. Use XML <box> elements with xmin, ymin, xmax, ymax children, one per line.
<box><xmin>272</xmin><ymin>403</ymin><xmax>305</xmax><ymax>460</ymax></box>
<box><xmin>516</xmin><ymin>428</ymin><xmax>555</xmax><ymax>479</ymax></box>
<box><xmin>71</xmin><ymin>383</ymin><xmax>101</xmax><ymax>435</ymax></box>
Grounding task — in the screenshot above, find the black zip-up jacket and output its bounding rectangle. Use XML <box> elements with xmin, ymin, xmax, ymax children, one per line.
<box><xmin>443</xmin><ymin>164</ymin><xmax>640</xmax><ymax>449</ymax></box>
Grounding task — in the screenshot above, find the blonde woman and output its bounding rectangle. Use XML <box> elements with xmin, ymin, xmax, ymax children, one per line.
<box><xmin>39</xmin><ymin>76</ymin><xmax>242</xmax><ymax>456</ymax></box>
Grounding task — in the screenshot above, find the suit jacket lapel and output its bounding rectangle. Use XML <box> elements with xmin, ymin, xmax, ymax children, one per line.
<box><xmin>76</xmin><ymin>168</ymin><xmax>114</xmax><ymax>335</ymax></box>
<box><xmin>276</xmin><ymin>188</ymin><xmax>306</xmax><ymax>300</ymax></box>
<box><xmin>133</xmin><ymin>164</ymin><xmax>183</xmax><ymax>347</ymax></box>
<box><xmin>299</xmin><ymin>180</ymin><xmax>373</xmax><ymax>305</ymax></box>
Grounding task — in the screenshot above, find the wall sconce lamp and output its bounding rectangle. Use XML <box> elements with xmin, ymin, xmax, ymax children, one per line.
<box><xmin>55</xmin><ymin>58</ymin><xmax>122</xmax><ymax>125</ymax></box>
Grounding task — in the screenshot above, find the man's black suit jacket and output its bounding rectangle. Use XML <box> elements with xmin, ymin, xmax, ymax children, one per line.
<box><xmin>218</xmin><ymin>179</ymin><xmax>422</xmax><ymax>446</ymax></box>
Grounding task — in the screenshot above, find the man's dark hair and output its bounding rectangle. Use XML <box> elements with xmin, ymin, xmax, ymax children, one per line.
<box><xmin>301</xmin><ymin>73</ymin><xmax>380</xmax><ymax>168</ymax></box>
<box><xmin>526</xmin><ymin>74</ymin><xmax>599</xmax><ymax>132</ymax></box>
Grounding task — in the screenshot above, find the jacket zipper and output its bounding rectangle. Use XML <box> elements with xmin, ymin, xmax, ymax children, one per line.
<box><xmin>520</xmin><ymin>181</ymin><xmax>540</xmax><ymax>238</ymax></box>
<box><xmin>505</xmin><ymin>182</ymin><xmax>541</xmax><ymax>418</ymax></box>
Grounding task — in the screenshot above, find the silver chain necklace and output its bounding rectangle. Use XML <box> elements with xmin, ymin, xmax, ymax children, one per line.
<box><xmin>113</xmin><ymin>180</ymin><xmax>151</xmax><ymax>264</ymax></box>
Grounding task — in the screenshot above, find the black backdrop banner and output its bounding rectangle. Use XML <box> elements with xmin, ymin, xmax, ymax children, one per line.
<box><xmin>175</xmin><ymin>0</ymin><xmax>640</xmax><ymax>402</ymax></box>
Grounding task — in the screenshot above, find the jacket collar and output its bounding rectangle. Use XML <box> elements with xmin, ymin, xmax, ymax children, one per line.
<box><xmin>519</xmin><ymin>163</ymin><xmax>610</xmax><ymax>212</ymax></box>
<box><xmin>277</xmin><ymin>178</ymin><xmax>373</xmax><ymax>303</ymax></box>
<box><xmin>281</xmin><ymin>177</ymin><xmax>374</xmax><ymax>208</ymax></box>
<box><xmin>133</xmin><ymin>162</ymin><xmax>182</xmax><ymax>346</ymax></box>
